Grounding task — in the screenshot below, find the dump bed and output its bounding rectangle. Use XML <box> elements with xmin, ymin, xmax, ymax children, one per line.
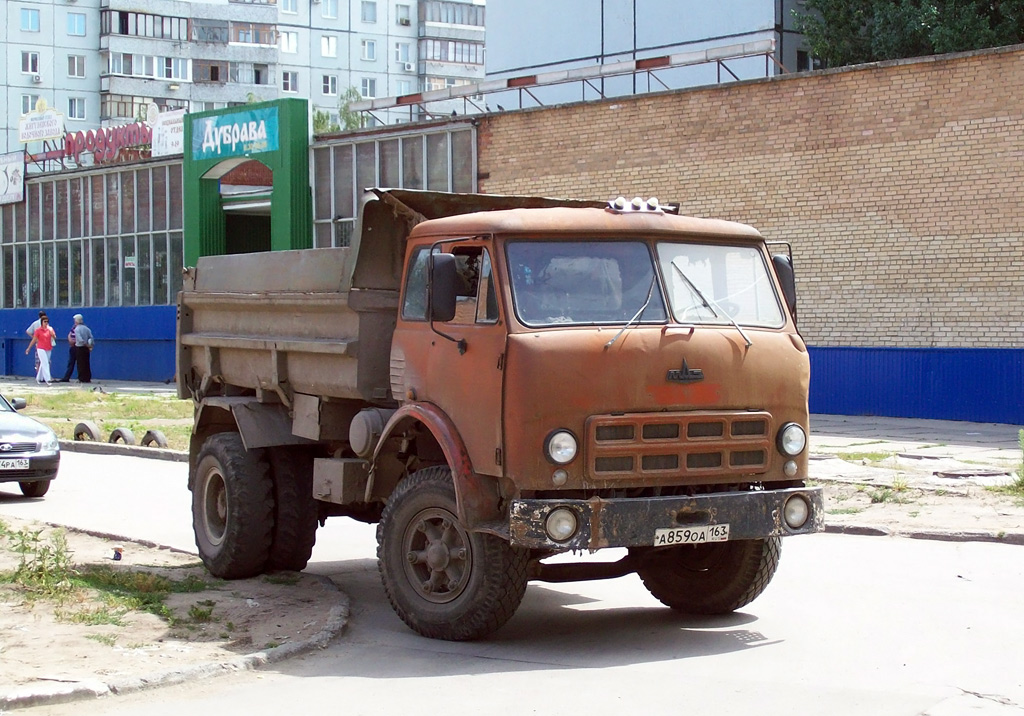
<box><xmin>176</xmin><ymin>189</ymin><xmax>609</xmax><ymax>406</ymax></box>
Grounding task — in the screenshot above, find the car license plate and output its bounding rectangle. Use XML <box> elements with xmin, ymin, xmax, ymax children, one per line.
<box><xmin>0</xmin><ymin>458</ymin><xmax>30</xmax><ymax>470</ymax></box>
<box><xmin>654</xmin><ymin>524</ymin><xmax>729</xmax><ymax>546</ymax></box>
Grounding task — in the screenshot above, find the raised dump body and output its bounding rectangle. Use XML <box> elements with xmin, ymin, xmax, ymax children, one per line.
<box><xmin>177</xmin><ymin>189</ymin><xmax>824</xmax><ymax>642</ymax></box>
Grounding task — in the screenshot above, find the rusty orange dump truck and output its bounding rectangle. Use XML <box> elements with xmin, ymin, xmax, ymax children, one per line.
<box><xmin>177</xmin><ymin>189</ymin><xmax>823</xmax><ymax>641</ymax></box>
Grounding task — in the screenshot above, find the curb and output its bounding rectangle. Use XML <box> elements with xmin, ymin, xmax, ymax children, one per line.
<box><xmin>0</xmin><ymin>576</ymin><xmax>349</xmax><ymax>711</ymax></box>
<box><xmin>824</xmin><ymin>523</ymin><xmax>1024</xmax><ymax>546</ymax></box>
<box><xmin>59</xmin><ymin>439</ymin><xmax>188</xmax><ymax>462</ymax></box>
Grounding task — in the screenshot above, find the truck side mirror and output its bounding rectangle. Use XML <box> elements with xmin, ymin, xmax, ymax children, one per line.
<box><xmin>772</xmin><ymin>254</ymin><xmax>797</xmax><ymax>318</ymax></box>
<box><xmin>429</xmin><ymin>253</ymin><xmax>458</xmax><ymax>323</ymax></box>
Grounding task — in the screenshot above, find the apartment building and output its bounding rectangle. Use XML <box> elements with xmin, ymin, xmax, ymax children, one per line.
<box><xmin>1</xmin><ymin>0</ymin><xmax>487</xmax><ymax>156</ymax></box>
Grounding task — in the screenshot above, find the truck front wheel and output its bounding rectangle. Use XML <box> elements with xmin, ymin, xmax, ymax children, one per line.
<box><xmin>635</xmin><ymin>537</ymin><xmax>781</xmax><ymax>614</ymax></box>
<box><xmin>193</xmin><ymin>433</ymin><xmax>275</xmax><ymax>579</ymax></box>
<box><xmin>377</xmin><ymin>466</ymin><xmax>529</xmax><ymax>641</ymax></box>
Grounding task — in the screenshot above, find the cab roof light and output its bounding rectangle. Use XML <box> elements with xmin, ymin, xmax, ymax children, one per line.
<box><xmin>606</xmin><ymin>196</ymin><xmax>679</xmax><ymax>215</ymax></box>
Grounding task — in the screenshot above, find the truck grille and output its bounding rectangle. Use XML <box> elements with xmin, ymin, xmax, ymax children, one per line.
<box><xmin>586</xmin><ymin>411</ymin><xmax>772</xmax><ymax>479</ymax></box>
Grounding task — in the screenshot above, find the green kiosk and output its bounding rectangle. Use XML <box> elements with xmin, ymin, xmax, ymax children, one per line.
<box><xmin>182</xmin><ymin>98</ymin><xmax>312</xmax><ymax>265</ymax></box>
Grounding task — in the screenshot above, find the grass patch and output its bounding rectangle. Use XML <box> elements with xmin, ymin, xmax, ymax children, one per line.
<box><xmin>988</xmin><ymin>429</ymin><xmax>1024</xmax><ymax>499</ymax></box>
<box><xmin>838</xmin><ymin>451</ymin><xmax>896</xmax><ymax>464</ymax></box>
<box><xmin>827</xmin><ymin>507</ymin><xmax>864</xmax><ymax>515</ymax></box>
<box><xmin>86</xmin><ymin>633</ymin><xmax>118</xmax><ymax>647</ymax></box>
<box><xmin>16</xmin><ymin>391</ymin><xmax>192</xmax><ymax>451</ymax></box>
<box><xmin>263</xmin><ymin>572</ymin><xmax>301</xmax><ymax>586</ymax></box>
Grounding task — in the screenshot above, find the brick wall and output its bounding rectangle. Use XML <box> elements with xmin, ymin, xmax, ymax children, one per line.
<box><xmin>478</xmin><ymin>46</ymin><xmax>1024</xmax><ymax>349</ymax></box>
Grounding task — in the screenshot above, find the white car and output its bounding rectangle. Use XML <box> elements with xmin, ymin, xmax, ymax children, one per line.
<box><xmin>0</xmin><ymin>394</ymin><xmax>60</xmax><ymax>498</ymax></box>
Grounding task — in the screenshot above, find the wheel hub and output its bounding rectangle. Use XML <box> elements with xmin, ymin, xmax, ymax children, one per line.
<box><xmin>402</xmin><ymin>508</ymin><xmax>471</xmax><ymax>604</ymax></box>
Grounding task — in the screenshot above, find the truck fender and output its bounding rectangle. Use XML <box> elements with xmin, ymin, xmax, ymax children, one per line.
<box><xmin>371</xmin><ymin>402</ymin><xmax>502</xmax><ymax>531</ymax></box>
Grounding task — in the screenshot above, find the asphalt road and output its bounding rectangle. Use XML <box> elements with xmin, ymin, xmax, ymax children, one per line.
<box><xmin>3</xmin><ymin>452</ymin><xmax>1023</xmax><ymax>715</ymax></box>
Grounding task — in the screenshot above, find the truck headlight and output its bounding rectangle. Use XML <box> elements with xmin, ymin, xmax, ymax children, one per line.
<box><xmin>545</xmin><ymin>508</ymin><xmax>578</xmax><ymax>542</ymax></box>
<box><xmin>545</xmin><ymin>430</ymin><xmax>578</xmax><ymax>465</ymax></box>
<box><xmin>777</xmin><ymin>423</ymin><xmax>807</xmax><ymax>457</ymax></box>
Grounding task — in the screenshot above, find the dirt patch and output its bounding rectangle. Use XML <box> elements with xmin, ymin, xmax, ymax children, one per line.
<box><xmin>0</xmin><ymin>516</ymin><xmax>343</xmax><ymax>694</ymax></box>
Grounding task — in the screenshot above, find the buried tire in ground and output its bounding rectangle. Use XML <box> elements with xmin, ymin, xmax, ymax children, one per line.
<box><xmin>377</xmin><ymin>466</ymin><xmax>529</xmax><ymax>641</ymax></box>
<box><xmin>192</xmin><ymin>432</ymin><xmax>275</xmax><ymax>579</ymax></box>
<box><xmin>634</xmin><ymin>537</ymin><xmax>782</xmax><ymax>615</ymax></box>
<box><xmin>265</xmin><ymin>446</ymin><xmax>318</xmax><ymax>572</ymax></box>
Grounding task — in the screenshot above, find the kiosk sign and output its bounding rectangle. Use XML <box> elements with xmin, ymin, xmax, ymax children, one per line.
<box><xmin>192</xmin><ymin>107</ymin><xmax>279</xmax><ymax>161</ymax></box>
<box><xmin>18</xmin><ymin>100</ymin><xmax>65</xmax><ymax>143</ymax></box>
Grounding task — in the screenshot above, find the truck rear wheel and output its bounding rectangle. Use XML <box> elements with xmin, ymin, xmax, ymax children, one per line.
<box><xmin>635</xmin><ymin>537</ymin><xmax>781</xmax><ymax>614</ymax></box>
<box><xmin>265</xmin><ymin>447</ymin><xmax>318</xmax><ymax>572</ymax></box>
<box><xmin>377</xmin><ymin>466</ymin><xmax>529</xmax><ymax>641</ymax></box>
<box><xmin>193</xmin><ymin>433</ymin><xmax>274</xmax><ymax>579</ymax></box>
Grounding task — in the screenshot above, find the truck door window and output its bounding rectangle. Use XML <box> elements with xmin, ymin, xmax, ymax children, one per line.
<box><xmin>451</xmin><ymin>247</ymin><xmax>498</xmax><ymax>324</ymax></box>
<box><xmin>401</xmin><ymin>246</ymin><xmax>430</xmax><ymax>321</ymax></box>
<box><xmin>402</xmin><ymin>245</ymin><xmax>499</xmax><ymax>324</ymax></box>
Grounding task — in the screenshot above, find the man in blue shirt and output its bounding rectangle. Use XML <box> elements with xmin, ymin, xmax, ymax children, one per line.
<box><xmin>72</xmin><ymin>314</ymin><xmax>94</xmax><ymax>383</ymax></box>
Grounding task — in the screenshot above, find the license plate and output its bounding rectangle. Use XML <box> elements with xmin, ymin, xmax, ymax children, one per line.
<box><xmin>0</xmin><ymin>459</ymin><xmax>30</xmax><ymax>470</ymax></box>
<box><xmin>654</xmin><ymin>523</ymin><xmax>729</xmax><ymax>546</ymax></box>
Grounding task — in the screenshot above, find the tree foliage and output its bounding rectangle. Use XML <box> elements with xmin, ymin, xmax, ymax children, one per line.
<box><xmin>794</xmin><ymin>0</ymin><xmax>1024</xmax><ymax>67</ymax></box>
<box><xmin>312</xmin><ymin>109</ymin><xmax>341</xmax><ymax>135</ymax></box>
<box><xmin>338</xmin><ymin>87</ymin><xmax>368</xmax><ymax>131</ymax></box>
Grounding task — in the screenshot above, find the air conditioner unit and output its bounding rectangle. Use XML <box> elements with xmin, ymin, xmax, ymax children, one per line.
<box><xmin>32</xmin><ymin>74</ymin><xmax>42</xmax><ymax>84</ymax></box>
<box><xmin>399</xmin><ymin>18</ymin><xmax>411</xmax><ymax>26</ymax></box>
<box><xmin>403</xmin><ymin>62</ymin><xmax>414</xmax><ymax>72</ymax></box>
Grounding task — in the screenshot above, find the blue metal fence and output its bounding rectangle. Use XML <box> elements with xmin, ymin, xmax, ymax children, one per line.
<box><xmin>808</xmin><ymin>346</ymin><xmax>1024</xmax><ymax>425</ymax></box>
<box><xmin>1</xmin><ymin>306</ymin><xmax>177</xmax><ymax>383</ymax></box>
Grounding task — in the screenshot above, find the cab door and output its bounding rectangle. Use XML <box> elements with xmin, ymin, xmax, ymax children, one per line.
<box><xmin>391</xmin><ymin>241</ymin><xmax>506</xmax><ymax>477</ymax></box>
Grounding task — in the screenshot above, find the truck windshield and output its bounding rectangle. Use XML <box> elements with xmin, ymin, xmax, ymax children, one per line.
<box><xmin>507</xmin><ymin>241</ymin><xmax>668</xmax><ymax>327</ymax></box>
<box><xmin>656</xmin><ymin>242</ymin><xmax>784</xmax><ymax>327</ymax></box>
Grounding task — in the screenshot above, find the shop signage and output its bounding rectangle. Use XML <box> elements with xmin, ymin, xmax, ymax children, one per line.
<box><xmin>18</xmin><ymin>100</ymin><xmax>65</xmax><ymax>143</ymax></box>
<box><xmin>0</xmin><ymin>151</ymin><xmax>26</xmax><ymax>206</ymax></box>
<box><xmin>65</xmin><ymin>122</ymin><xmax>153</xmax><ymax>164</ymax></box>
<box><xmin>151</xmin><ymin>105</ymin><xmax>185</xmax><ymax>158</ymax></box>
<box><xmin>192</xmin><ymin>106</ymin><xmax>279</xmax><ymax>161</ymax></box>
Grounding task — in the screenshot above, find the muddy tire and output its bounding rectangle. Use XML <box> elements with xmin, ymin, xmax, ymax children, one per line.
<box><xmin>635</xmin><ymin>537</ymin><xmax>781</xmax><ymax>614</ymax></box>
<box><xmin>265</xmin><ymin>447</ymin><xmax>318</xmax><ymax>572</ymax></box>
<box><xmin>19</xmin><ymin>480</ymin><xmax>50</xmax><ymax>498</ymax></box>
<box><xmin>108</xmin><ymin>427</ymin><xmax>136</xmax><ymax>445</ymax></box>
<box><xmin>192</xmin><ymin>433</ymin><xmax>274</xmax><ymax>579</ymax></box>
<box><xmin>377</xmin><ymin>466</ymin><xmax>529</xmax><ymax>641</ymax></box>
<box><xmin>74</xmin><ymin>421</ymin><xmax>100</xmax><ymax>441</ymax></box>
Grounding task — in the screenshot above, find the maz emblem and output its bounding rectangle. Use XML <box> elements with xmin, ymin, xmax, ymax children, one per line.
<box><xmin>667</xmin><ymin>359</ymin><xmax>704</xmax><ymax>383</ymax></box>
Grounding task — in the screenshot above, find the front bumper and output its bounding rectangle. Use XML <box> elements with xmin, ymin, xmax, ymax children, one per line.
<box><xmin>509</xmin><ymin>486</ymin><xmax>824</xmax><ymax>550</ymax></box>
<box><xmin>0</xmin><ymin>454</ymin><xmax>60</xmax><ymax>483</ymax></box>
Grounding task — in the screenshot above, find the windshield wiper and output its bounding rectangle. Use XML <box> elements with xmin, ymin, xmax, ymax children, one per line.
<box><xmin>604</xmin><ymin>275</ymin><xmax>657</xmax><ymax>349</ymax></box>
<box><xmin>670</xmin><ymin>261</ymin><xmax>752</xmax><ymax>348</ymax></box>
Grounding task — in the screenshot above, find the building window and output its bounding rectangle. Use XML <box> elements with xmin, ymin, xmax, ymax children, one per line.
<box><xmin>230</xmin><ymin>62</ymin><xmax>270</xmax><ymax>85</ymax></box>
<box><xmin>68</xmin><ymin>13</ymin><xmax>87</xmax><ymax>36</ymax></box>
<box><xmin>281</xmin><ymin>31</ymin><xmax>298</xmax><ymax>53</ymax></box>
<box><xmin>322</xmin><ymin>0</ymin><xmax>338</xmax><ymax>19</ymax></box>
<box><xmin>796</xmin><ymin>50</ymin><xmax>823</xmax><ymax>72</ymax></box>
<box><xmin>22</xmin><ymin>95</ymin><xmax>41</xmax><ymax>114</ymax></box>
<box><xmin>396</xmin><ymin>79</ymin><xmax>411</xmax><ymax>96</ymax></box>
<box><xmin>422</xmin><ymin>1</ymin><xmax>485</xmax><ymax>26</ymax></box>
<box><xmin>162</xmin><ymin>57</ymin><xmax>189</xmax><ymax>80</ymax></box>
<box><xmin>68</xmin><ymin>55</ymin><xmax>87</xmax><ymax>78</ymax></box>
<box><xmin>68</xmin><ymin>98</ymin><xmax>86</xmax><ymax>120</ymax></box>
<box><xmin>396</xmin><ymin>4</ymin><xmax>411</xmax><ymax>26</ymax></box>
<box><xmin>361</xmin><ymin>1</ymin><xmax>377</xmax><ymax>22</ymax></box>
<box><xmin>422</xmin><ymin>39</ymin><xmax>484</xmax><ymax>64</ymax></box>
<box><xmin>22</xmin><ymin>52</ymin><xmax>40</xmax><ymax>74</ymax></box>
<box><xmin>395</xmin><ymin>42</ymin><xmax>411</xmax><ymax>64</ymax></box>
<box><xmin>361</xmin><ymin>39</ymin><xmax>377</xmax><ymax>61</ymax></box>
<box><xmin>21</xmin><ymin>8</ymin><xmax>41</xmax><ymax>32</ymax></box>
<box><xmin>360</xmin><ymin>77</ymin><xmax>376</xmax><ymax>98</ymax></box>
<box><xmin>283</xmin><ymin>71</ymin><xmax>298</xmax><ymax>92</ymax></box>
<box><xmin>323</xmin><ymin>75</ymin><xmax>338</xmax><ymax>95</ymax></box>
<box><xmin>281</xmin><ymin>0</ymin><xmax>297</xmax><ymax>13</ymax></box>
<box><xmin>321</xmin><ymin>35</ymin><xmax>337</xmax><ymax>57</ymax></box>
<box><xmin>231</xmin><ymin>22</ymin><xmax>276</xmax><ymax>45</ymax></box>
